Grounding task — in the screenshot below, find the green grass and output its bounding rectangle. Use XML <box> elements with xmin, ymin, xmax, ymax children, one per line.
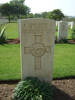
<box><xmin>5</xmin><ymin>23</ymin><xmax>18</xmax><ymax>39</ymax></box>
<box><xmin>0</xmin><ymin>23</ymin><xmax>75</xmax><ymax>80</ymax></box>
<box><xmin>4</xmin><ymin>23</ymin><xmax>72</xmax><ymax>40</ymax></box>
<box><xmin>0</xmin><ymin>44</ymin><xmax>21</xmax><ymax>80</ymax></box>
<box><xmin>53</xmin><ymin>44</ymin><xmax>75</xmax><ymax>78</ymax></box>
<box><xmin>67</xmin><ymin>27</ymin><xmax>72</xmax><ymax>39</ymax></box>
<box><xmin>0</xmin><ymin>44</ymin><xmax>75</xmax><ymax>80</ymax></box>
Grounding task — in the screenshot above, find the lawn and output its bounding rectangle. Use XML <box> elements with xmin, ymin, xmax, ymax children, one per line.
<box><xmin>53</xmin><ymin>44</ymin><xmax>75</xmax><ymax>78</ymax></box>
<box><xmin>67</xmin><ymin>27</ymin><xmax>72</xmax><ymax>39</ymax></box>
<box><xmin>0</xmin><ymin>23</ymin><xmax>75</xmax><ymax>80</ymax></box>
<box><xmin>5</xmin><ymin>23</ymin><xmax>18</xmax><ymax>39</ymax></box>
<box><xmin>5</xmin><ymin>23</ymin><xmax>72</xmax><ymax>39</ymax></box>
<box><xmin>0</xmin><ymin>44</ymin><xmax>75</xmax><ymax>80</ymax></box>
<box><xmin>0</xmin><ymin>44</ymin><xmax>20</xmax><ymax>80</ymax></box>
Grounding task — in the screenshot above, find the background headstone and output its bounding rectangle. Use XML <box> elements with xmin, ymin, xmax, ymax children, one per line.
<box><xmin>20</xmin><ymin>18</ymin><xmax>55</xmax><ymax>82</ymax></box>
<box><xmin>56</xmin><ymin>21</ymin><xmax>59</xmax><ymax>27</ymax></box>
<box><xmin>68</xmin><ymin>22</ymin><xmax>71</xmax><ymax>27</ymax></box>
<box><xmin>57</xmin><ymin>21</ymin><xmax>68</xmax><ymax>41</ymax></box>
<box><xmin>70</xmin><ymin>21</ymin><xmax>75</xmax><ymax>29</ymax></box>
<box><xmin>0</xmin><ymin>18</ymin><xmax>8</xmax><ymax>25</ymax></box>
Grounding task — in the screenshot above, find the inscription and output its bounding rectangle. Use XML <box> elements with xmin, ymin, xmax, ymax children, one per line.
<box><xmin>23</xmin><ymin>23</ymin><xmax>50</xmax><ymax>33</ymax></box>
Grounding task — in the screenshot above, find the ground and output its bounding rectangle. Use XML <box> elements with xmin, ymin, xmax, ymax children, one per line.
<box><xmin>0</xmin><ymin>79</ymin><xmax>75</xmax><ymax>100</ymax></box>
<box><xmin>0</xmin><ymin>43</ymin><xmax>75</xmax><ymax>80</ymax></box>
<box><xmin>0</xmin><ymin>23</ymin><xmax>75</xmax><ymax>100</ymax></box>
<box><xmin>6</xmin><ymin>38</ymin><xmax>75</xmax><ymax>44</ymax></box>
<box><xmin>52</xmin><ymin>79</ymin><xmax>75</xmax><ymax>100</ymax></box>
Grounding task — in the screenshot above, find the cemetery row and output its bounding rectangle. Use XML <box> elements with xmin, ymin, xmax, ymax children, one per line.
<box><xmin>0</xmin><ymin>18</ymin><xmax>75</xmax><ymax>82</ymax></box>
<box><xmin>18</xmin><ymin>20</ymin><xmax>75</xmax><ymax>42</ymax></box>
<box><xmin>19</xmin><ymin>18</ymin><xmax>75</xmax><ymax>83</ymax></box>
<box><xmin>14</xmin><ymin>19</ymin><xmax>75</xmax><ymax>100</ymax></box>
<box><xmin>0</xmin><ymin>18</ymin><xmax>75</xmax><ymax>44</ymax></box>
<box><xmin>18</xmin><ymin>18</ymin><xmax>75</xmax><ymax>83</ymax></box>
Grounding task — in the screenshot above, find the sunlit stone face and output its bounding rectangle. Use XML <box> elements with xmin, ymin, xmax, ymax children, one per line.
<box><xmin>20</xmin><ymin>18</ymin><xmax>55</xmax><ymax>82</ymax></box>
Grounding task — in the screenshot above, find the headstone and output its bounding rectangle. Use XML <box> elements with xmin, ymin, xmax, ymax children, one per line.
<box><xmin>20</xmin><ymin>18</ymin><xmax>55</xmax><ymax>82</ymax></box>
<box><xmin>56</xmin><ymin>21</ymin><xmax>59</xmax><ymax>26</ymax></box>
<box><xmin>68</xmin><ymin>22</ymin><xmax>71</xmax><ymax>27</ymax></box>
<box><xmin>57</xmin><ymin>21</ymin><xmax>68</xmax><ymax>41</ymax></box>
<box><xmin>0</xmin><ymin>18</ymin><xmax>8</xmax><ymax>25</ymax></box>
<box><xmin>71</xmin><ymin>22</ymin><xmax>75</xmax><ymax>29</ymax></box>
<box><xmin>18</xmin><ymin>19</ymin><xmax>21</xmax><ymax>40</ymax></box>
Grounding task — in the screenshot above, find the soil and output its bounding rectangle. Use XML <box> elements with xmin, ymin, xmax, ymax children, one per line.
<box><xmin>67</xmin><ymin>40</ymin><xmax>75</xmax><ymax>44</ymax></box>
<box><xmin>0</xmin><ymin>79</ymin><xmax>75</xmax><ymax>100</ymax></box>
<box><xmin>6</xmin><ymin>39</ymin><xmax>75</xmax><ymax>44</ymax></box>
<box><xmin>55</xmin><ymin>39</ymin><xmax>75</xmax><ymax>44</ymax></box>
<box><xmin>6</xmin><ymin>39</ymin><xmax>20</xmax><ymax>44</ymax></box>
<box><xmin>52</xmin><ymin>79</ymin><xmax>75</xmax><ymax>100</ymax></box>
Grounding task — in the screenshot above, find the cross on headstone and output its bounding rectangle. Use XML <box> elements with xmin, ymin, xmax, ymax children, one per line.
<box><xmin>24</xmin><ymin>34</ymin><xmax>51</xmax><ymax>70</ymax></box>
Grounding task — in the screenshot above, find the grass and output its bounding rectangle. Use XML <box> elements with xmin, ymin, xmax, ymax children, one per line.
<box><xmin>5</xmin><ymin>23</ymin><xmax>18</xmax><ymax>39</ymax></box>
<box><xmin>0</xmin><ymin>23</ymin><xmax>75</xmax><ymax>80</ymax></box>
<box><xmin>0</xmin><ymin>44</ymin><xmax>75</xmax><ymax>80</ymax></box>
<box><xmin>5</xmin><ymin>23</ymin><xmax>72</xmax><ymax>40</ymax></box>
<box><xmin>53</xmin><ymin>44</ymin><xmax>75</xmax><ymax>78</ymax></box>
<box><xmin>0</xmin><ymin>44</ymin><xmax>21</xmax><ymax>80</ymax></box>
<box><xmin>67</xmin><ymin>27</ymin><xmax>72</xmax><ymax>39</ymax></box>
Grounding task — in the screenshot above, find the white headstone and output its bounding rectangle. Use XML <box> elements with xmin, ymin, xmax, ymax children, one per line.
<box><xmin>71</xmin><ymin>22</ymin><xmax>75</xmax><ymax>29</ymax></box>
<box><xmin>20</xmin><ymin>18</ymin><xmax>55</xmax><ymax>82</ymax></box>
<box><xmin>57</xmin><ymin>21</ymin><xmax>68</xmax><ymax>41</ymax></box>
<box><xmin>0</xmin><ymin>18</ymin><xmax>8</xmax><ymax>25</ymax></box>
<box><xmin>56</xmin><ymin>21</ymin><xmax>59</xmax><ymax>26</ymax></box>
<box><xmin>68</xmin><ymin>22</ymin><xmax>71</xmax><ymax>27</ymax></box>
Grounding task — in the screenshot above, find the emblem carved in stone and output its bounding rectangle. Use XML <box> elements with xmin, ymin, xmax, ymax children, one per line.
<box><xmin>24</xmin><ymin>34</ymin><xmax>51</xmax><ymax>70</ymax></box>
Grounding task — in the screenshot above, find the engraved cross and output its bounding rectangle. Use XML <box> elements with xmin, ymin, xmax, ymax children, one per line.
<box><xmin>24</xmin><ymin>34</ymin><xmax>51</xmax><ymax>70</ymax></box>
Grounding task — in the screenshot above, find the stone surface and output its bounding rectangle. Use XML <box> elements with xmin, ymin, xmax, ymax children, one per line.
<box><xmin>70</xmin><ymin>22</ymin><xmax>75</xmax><ymax>29</ymax></box>
<box><xmin>57</xmin><ymin>21</ymin><xmax>68</xmax><ymax>41</ymax></box>
<box><xmin>68</xmin><ymin>22</ymin><xmax>71</xmax><ymax>27</ymax></box>
<box><xmin>0</xmin><ymin>18</ymin><xmax>8</xmax><ymax>25</ymax></box>
<box><xmin>56</xmin><ymin>21</ymin><xmax>59</xmax><ymax>26</ymax></box>
<box><xmin>20</xmin><ymin>18</ymin><xmax>55</xmax><ymax>82</ymax></box>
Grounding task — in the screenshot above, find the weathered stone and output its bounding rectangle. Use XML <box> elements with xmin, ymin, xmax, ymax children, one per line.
<box><xmin>70</xmin><ymin>22</ymin><xmax>75</xmax><ymax>29</ymax></box>
<box><xmin>20</xmin><ymin>18</ymin><xmax>55</xmax><ymax>82</ymax></box>
<box><xmin>57</xmin><ymin>21</ymin><xmax>68</xmax><ymax>41</ymax></box>
<box><xmin>0</xmin><ymin>18</ymin><xmax>8</xmax><ymax>25</ymax></box>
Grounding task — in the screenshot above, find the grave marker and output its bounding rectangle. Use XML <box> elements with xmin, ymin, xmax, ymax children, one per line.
<box><xmin>0</xmin><ymin>18</ymin><xmax>8</xmax><ymax>25</ymax></box>
<box><xmin>57</xmin><ymin>21</ymin><xmax>68</xmax><ymax>41</ymax></box>
<box><xmin>20</xmin><ymin>18</ymin><xmax>55</xmax><ymax>82</ymax></box>
<box><xmin>71</xmin><ymin>22</ymin><xmax>75</xmax><ymax>29</ymax></box>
